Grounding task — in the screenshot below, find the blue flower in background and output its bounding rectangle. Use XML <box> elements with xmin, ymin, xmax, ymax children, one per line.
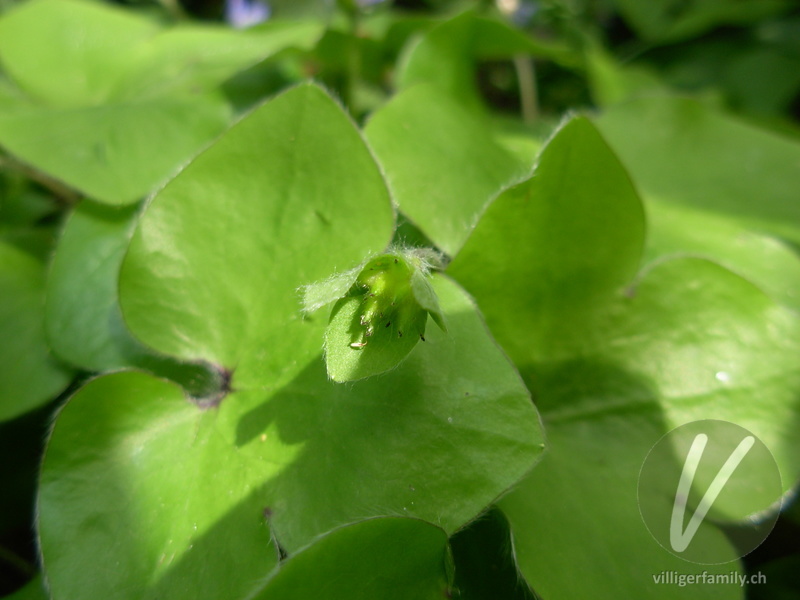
<box><xmin>226</xmin><ymin>0</ymin><xmax>271</xmax><ymax>28</ymax></box>
<box><xmin>497</xmin><ymin>0</ymin><xmax>538</xmax><ymax>26</ymax></box>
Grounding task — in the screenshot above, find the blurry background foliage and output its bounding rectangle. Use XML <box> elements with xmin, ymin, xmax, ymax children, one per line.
<box><xmin>1</xmin><ymin>0</ymin><xmax>799</xmax><ymax>598</ymax></box>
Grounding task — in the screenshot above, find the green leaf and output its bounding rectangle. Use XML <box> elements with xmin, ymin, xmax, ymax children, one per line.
<box><xmin>590</xmin><ymin>258</ymin><xmax>800</xmax><ymax>491</ymax></box>
<box><xmin>250</xmin><ymin>518</ymin><xmax>451</xmax><ymax>599</ymax></box>
<box><xmin>3</xmin><ymin>576</ymin><xmax>48</xmax><ymax>600</ymax></box>
<box><xmin>0</xmin><ymin>0</ymin><xmax>321</xmax><ymax>205</ymax></box>
<box><xmin>0</xmin><ymin>171</ymin><xmax>55</xmax><ymax>227</ymax></box>
<box><xmin>310</xmin><ymin>28</ymin><xmax>390</xmax><ymax>118</ymax></box>
<box><xmin>0</xmin><ymin>0</ymin><xmax>158</xmax><ymax>108</ymax></box>
<box><xmin>254</xmin><ymin>274</ymin><xmax>541</xmax><ymax>551</ymax></box>
<box><xmin>0</xmin><ymin>172</ymin><xmax>58</xmax><ymax>260</ymax></box>
<box><xmin>38</xmin><ymin>372</ymin><xmax>280</xmax><ymax>600</ymax></box>
<box><xmin>364</xmin><ymin>85</ymin><xmax>523</xmax><ymax>256</ymax></box>
<box><xmin>0</xmin><ymin>74</ymin><xmax>30</xmax><ymax>111</ymax></box>
<box><xmin>591</xmin><ymin>96</ymin><xmax>800</xmax><ymax>312</ymax></box>
<box><xmin>594</xmin><ymin>95</ymin><xmax>800</xmax><ymax>246</ymax></box>
<box><xmin>38</xmin><ymin>275</ymin><xmax>542</xmax><ymax>598</ymax></box>
<box><xmin>611</xmin><ymin>0</ymin><xmax>791</xmax><ymax>42</ymax></box>
<box><xmin>0</xmin><ymin>97</ymin><xmax>230</xmax><ymax>204</ymax></box>
<box><xmin>0</xmin><ymin>0</ymin><xmax>321</xmax><ymax>107</ymax></box>
<box><xmin>584</xmin><ymin>42</ymin><xmax>666</xmax><ymax>107</ymax></box>
<box><xmin>641</xmin><ymin>199</ymin><xmax>800</xmax><ymax>313</ymax></box>
<box><xmin>323</xmin><ymin>253</ymin><xmax>445</xmax><ymax>382</ymax></box>
<box><xmin>119</xmin><ymin>83</ymin><xmax>395</xmax><ymax>388</ymax></box>
<box><xmin>0</xmin><ymin>240</ymin><xmax>71</xmax><ymax>422</ymax></box>
<box><xmin>397</xmin><ymin>10</ymin><xmax>574</xmax><ymax>113</ymax></box>
<box><xmin>448</xmin><ymin>114</ymin><xmax>800</xmax><ymax>598</ymax></box>
<box><xmin>499</xmin><ymin>409</ymin><xmax>746</xmax><ymax>600</ymax></box>
<box><xmin>721</xmin><ymin>47</ymin><xmax>800</xmax><ymax>117</ymax></box>
<box><xmin>449</xmin><ymin>115</ymin><xmax>646</xmax><ymax>365</ymax></box>
<box><xmin>45</xmin><ymin>201</ymin><xmax>146</xmax><ymax>371</ymax></box>
<box><xmin>489</xmin><ymin>115</ymin><xmax>547</xmax><ymax>171</ymax></box>
<box><xmin>113</xmin><ymin>20</ymin><xmax>323</xmax><ymax>101</ymax></box>
<box><xmin>449</xmin><ymin>508</ymin><xmax>535</xmax><ymax>600</ymax></box>
<box><xmin>44</xmin><ymin>200</ymin><xmax>243</xmax><ymax>397</ymax></box>
<box><xmin>498</xmin><ymin>257</ymin><xmax>800</xmax><ymax>599</ymax></box>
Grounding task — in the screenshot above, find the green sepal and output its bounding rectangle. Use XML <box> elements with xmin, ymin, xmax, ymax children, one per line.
<box><xmin>321</xmin><ymin>250</ymin><xmax>446</xmax><ymax>382</ymax></box>
<box><xmin>301</xmin><ymin>267</ymin><xmax>362</xmax><ymax>314</ymax></box>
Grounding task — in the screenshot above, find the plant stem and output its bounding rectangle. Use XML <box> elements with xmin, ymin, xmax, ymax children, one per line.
<box><xmin>514</xmin><ymin>55</ymin><xmax>539</xmax><ymax>123</ymax></box>
<box><xmin>0</xmin><ymin>154</ymin><xmax>81</xmax><ymax>206</ymax></box>
<box><xmin>0</xmin><ymin>544</ymin><xmax>36</xmax><ymax>578</ymax></box>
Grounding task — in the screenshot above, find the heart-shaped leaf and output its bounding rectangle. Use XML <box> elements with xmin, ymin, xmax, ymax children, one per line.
<box><xmin>449</xmin><ymin>115</ymin><xmax>645</xmax><ymax>365</ymax></box>
<box><xmin>449</xmin><ymin>115</ymin><xmax>800</xmax><ymax>598</ymax></box>
<box><xmin>38</xmin><ymin>371</ymin><xmax>280</xmax><ymax>600</ymax></box>
<box><xmin>119</xmin><ymin>82</ymin><xmax>395</xmax><ymax>387</ymax></box>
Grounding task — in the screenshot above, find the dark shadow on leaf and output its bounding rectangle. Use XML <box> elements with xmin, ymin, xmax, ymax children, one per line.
<box><xmin>519</xmin><ymin>357</ymin><xmax>663</xmax><ymax>422</ymax></box>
